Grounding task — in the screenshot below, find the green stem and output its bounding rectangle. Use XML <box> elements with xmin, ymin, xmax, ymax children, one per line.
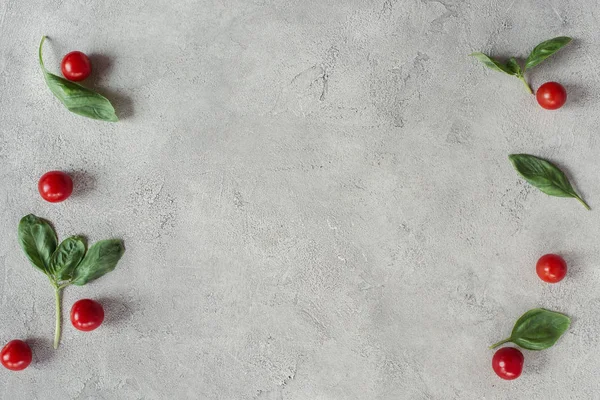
<box><xmin>53</xmin><ymin>286</ymin><xmax>62</xmax><ymax>349</ymax></box>
<box><xmin>575</xmin><ymin>195</ymin><xmax>591</xmax><ymax>210</ymax></box>
<box><xmin>489</xmin><ymin>338</ymin><xmax>510</xmax><ymax>349</ymax></box>
<box><xmin>518</xmin><ymin>75</ymin><xmax>533</xmax><ymax>94</ymax></box>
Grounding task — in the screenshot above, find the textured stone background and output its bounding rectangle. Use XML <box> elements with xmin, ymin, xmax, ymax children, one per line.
<box><xmin>1</xmin><ymin>0</ymin><xmax>599</xmax><ymax>399</ymax></box>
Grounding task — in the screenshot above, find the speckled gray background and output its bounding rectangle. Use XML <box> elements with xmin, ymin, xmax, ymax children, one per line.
<box><xmin>1</xmin><ymin>0</ymin><xmax>599</xmax><ymax>399</ymax></box>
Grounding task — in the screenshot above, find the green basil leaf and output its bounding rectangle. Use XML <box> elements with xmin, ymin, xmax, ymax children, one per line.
<box><xmin>505</xmin><ymin>57</ymin><xmax>522</xmax><ymax>76</ymax></box>
<box><xmin>70</xmin><ymin>239</ymin><xmax>125</xmax><ymax>286</ymax></box>
<box><xmin>491</xmin><ymin>308</ymin><xmax>571</xmax><ymax>351</ymax></box>
<box><xmin>524</xmin><ymin>36</ymin><xmax>572</xmax><ymax>71</ymax></box>
<box><xmin>18</xmin><ymin>214</ymin><xmax>58</xmax><ymax>275</ymax></box>
<box><xmin>469</xmin><ymin>52</ymin><xmax>516</xmax><ymax>75</ymax></box>
<box><xmin>509</xmin><ymin>154</ymin><xmax>590</xmax><ymax>210</ymax></box>
<box><xmin>39</xmin><ymin>36</ymin><xmax>118</xmax><ymax>122</ymax></box>
<box><xmin>51</xmin><ymin>236</ymin><xmax>86</xmax><ymax>281</ymax></box>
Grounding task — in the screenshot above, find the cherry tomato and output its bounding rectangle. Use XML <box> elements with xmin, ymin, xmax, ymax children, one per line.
<box><xmin>536</xmin><ymin>82</ymin><xmax>567</xmax><ymax>110</ymax></box>
<box><xmin>1</xmin><ymin>340</ymin><xmax>32</xmax><ymax>371</ymax></box>
<box><xmin>536</xmin><ymin>254</ymin><xmax>567</xmax><ymax>283</ymax></box>
<box><xmin>492</xmin><ymin>347</ymin><xmax>524</xmax><ymax>380</ymax></box>
<box><xmin>61</xmin><ymin>51</ymin><xmax>92</xmax><ymax>82</ymax></box>
<box><xmin>38</xmin><ymin>171</ymin><xmax>73</xmax><ymax>203</ymax></box>
<box><xmin>71</xmin><ymin>299</ymin><xmax>105</xmax><ymax>332</ymax></box>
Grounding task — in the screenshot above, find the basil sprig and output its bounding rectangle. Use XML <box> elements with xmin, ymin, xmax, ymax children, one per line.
<box><xmin>18</xmin><ymin>215</ymin><xmax>125</xmax><ymax>349</ymax></box>
<box><xmin>490</xmin><ymin>308</ymin><xmax>571</xmax><ymax>351</ymax></box>
<box><xmin>38</xmin><ymin>36</ymin><xmax>118</xmax><ymax>122</ymax></box>
<box><xmin>470</xmin><ymin>36</ymin><xmax>572</xmax><ymax>94</ymax></box>
<box><xmin>509</xmin><ymin>154</ymin><xmax>590</xmax><ymax>210</ymax></box>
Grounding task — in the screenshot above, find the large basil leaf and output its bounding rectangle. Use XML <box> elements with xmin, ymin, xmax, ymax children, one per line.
<box><xmin>38</xmin><ymin>36</ymin><xmax>118</xmax><ymax>122</ymax></box>
<box><xmin>509</xmin><ymin>154</ymin><xmax>590</xmax><ymax>210</ymax></box>
<box><xmin>524</xmin><ymin>36</ymin><xmax>572</xmax><ymax>71</ymax></box>
<box><xmin>51</xmin><ymin>236</ymin><xmax>86</xmax><ymax>281</ymax></box>
<box><xmin>71</xmin><ymin>239</ymin><xmax>125</xmax><ymax>286</ymax></box>
<box><xmin>491</xmin><ymin>309</ymin><xmax>571</xmax><ymax>351</ymax></box>
<box><xmin>18</xmin><ymin>214</ymin><xmax>58</xmax><ymax>275</ymax></box>
<box><xmin>470</xmin><ymin>52</ymin><xmax>515</xmax><ymax>75</ymax></box>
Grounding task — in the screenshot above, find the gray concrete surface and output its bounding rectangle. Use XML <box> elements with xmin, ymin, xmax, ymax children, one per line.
<box><xmin>1</xmin><ymin>0</ymin><xmax>599</xmax><ymax>399</ymax></box>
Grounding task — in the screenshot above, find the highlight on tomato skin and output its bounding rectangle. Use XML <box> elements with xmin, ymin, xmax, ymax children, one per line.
<box><xmin>70</xmin><ymin>299</ymin><xmax>105</xmax><ymax>332</ymax></box>
<box><xmin>38</xmin><ymin>171</ymin><xmax>73</xmax><ymax>203</ymax></box>
<box><xmin>61</xmin><ymin>51</ymin><xmax>92</xmax><ymax>82</ymax></box>
<box><xmin>492</xmin><ymin>347</ymin><xmax>524</xmax><ymax>380</ymax></box>
<box><xmin>536</xmin><ymin>82</ymin><xmax>567</xmax><ymax>110</ymax></box>
<box><xmin>536</xmin><ymin>254</ymin><xmax>567</xmax><ymax>283</ymax></box>
<box><xmin>0</xmin><ymin>340</ymin><xmax>32</xmax><ymax>371</ymax></box>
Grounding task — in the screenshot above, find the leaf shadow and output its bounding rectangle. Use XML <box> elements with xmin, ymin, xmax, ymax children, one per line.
<box><xmin>95</xmin><ymin>297</ymin><xmax>134</xmax><ymax>327</ymax></box>
<box><xmin>100</xmin><ymin>88</ymin><xmax>134</xmax><ymax>120</ymax></box>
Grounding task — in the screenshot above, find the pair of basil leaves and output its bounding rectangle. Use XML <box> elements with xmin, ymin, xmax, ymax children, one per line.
<box><xmin>471</xmin><ymin>37</ymin><xmax>572</xmax><ymax>93</ymax></box>
<box><xmin>39</xmin><ymin>36</ymin><xmax>118</xmax><ymax>122</ymax></box>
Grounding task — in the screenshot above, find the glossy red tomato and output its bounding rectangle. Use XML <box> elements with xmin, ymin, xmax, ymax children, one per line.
<box><xmin>536</xmin><ymin>82</ymin><xmax>567</xmax><ymax>110</ymax></box>
<box><xmin>71</xmin><ymin>299</ymin><xmax>105</xmax><ymax>332</ymax></box>
<box><xmin>1</xmin><ymin>340</ymin><xmax>32</xmax><ymax>371</ymax></box>
<box><xmin>536</xmin><ymin>254</ymin><xmax>567</xmax><ymax>283</ymax></box>
<box><xmin>38</xmin><ymin>171</ymin><xmax>73</xmax><ymax>203</ymax></box>
<box><xmin>61</xmin><ymin>51</ymin><xmax>92</xmax><ymax>81</ymax></box>
<box><xmin>492</xmin><ymin>347</ymin><xmax>524</xmax><ymax>380</ymax></box>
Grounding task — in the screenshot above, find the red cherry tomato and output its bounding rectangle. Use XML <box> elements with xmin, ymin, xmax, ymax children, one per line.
<box><xmin>536</xmin><ymin>82</ymin><xmax>567</xmax><ymax>110</ymax></box>
<box><xmin>38</xmin><ymin>171</ymin><xmax>73</xmax><ymax>203</ymax></box>
<box><xmin>61</xmin><ymin>51</ymin><xmax>92</xmax><ymax>82</ymax></box>
<box><xmin>492</xmin><ymin>347</ymin><xmax>524</xmax><ymax>380</ymax></box>
<box><xmin>536</xmin><ymin>254</ymin><xmax>567</xmax><ymax>283</ymax></box>
<box><xmin>71</xmin><ymin>299</ymin><xmax>105</xmax><ymax>332</ymax></box>
<box><xmin>1</xmin><ymin>340</ymin><xmax>32</xmax><ymax>371</ymax></box>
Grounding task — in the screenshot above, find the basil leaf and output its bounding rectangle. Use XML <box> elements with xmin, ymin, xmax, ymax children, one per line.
<box><xmin>524</xmin><ymin>36</ymin><xmax>572</xmax><ymax>71</ymax></box>
<box><xmin>469</xmin><ymin>52</ymin><xmax>516</xmax><ymax>75</ymax></box>
<box><xmin>50</xmin><ymin>236</ymin><xmax>86</xmax><ymax>281</ymax></box>
<box><xmin>505</xmin><ymin>57</ymin><xmax>521</xmax><ymax>76</ymax></box>
<box><xmin>38</xmin><ymin>36</ymin><xmax>118</xmax><ymax>122</ymax></box>
<box><xmin>491</xmin><ymin>309</ymin><xmax>571</xmax><ymax>351</ymax></box>
<box><xmin>18</xmin><ymin>214</ymin><xmax>58</xmax><ymax>275</ymax></box>
<box><xmin>70</xmin><ymin>239</ymin><xmax>125</xmax><ymax>286</ymax></box>
<box><xmin>509</xmin><ymin>154</ymin><xmax>590</xmax><ymax>210</ymax></box>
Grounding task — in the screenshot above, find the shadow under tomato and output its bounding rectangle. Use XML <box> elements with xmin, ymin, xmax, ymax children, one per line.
<box><xmin>95</xmin><ymin>297</ymin><xmax>134</xmax><ymax>327</ymax></box>
<box><xmin>27</xmin><ymin>337</ymin><xmax>54</xmax><ymax>366</ymax></box>
<box><xmin>87</xmin><ymin>53</ymin><xmax>113</xmax><ymax>83</ymax></box>
<box><xmin>65</xmin><ymin>170</ymin><xmax>96</xmax><ymax>198</ymax></box>
<box><xmin>79</xmin><ymin>54</ymin><xmax>134</xmax><ymax>120</ymax></box>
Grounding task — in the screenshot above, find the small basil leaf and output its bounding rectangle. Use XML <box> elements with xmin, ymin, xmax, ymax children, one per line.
<box><xmin>71</xmin><ymin>239</ymin><xmax>125</xmax><ymax>286</ymax></box>
<box><xmin>524</xmin><ymin>36</ymin><xmax>572</xmax><ymax>71</ymax></box>
<box><xmin>469</xmin><ymin>52</ymin><xmax>515</xmax><ymax>75</ymax></box>
<box><xmin>51</xmin><ymin>236</ymin><xmax>86</xmax><ymax>281</ymax></box>
<box><xmin>510</xmin><ymin>309</ymin><xmax>570</xmax><ymax>350</ymax></box>
<box><xmin>505</xmin><ymin>57</ymin><xmax>521</xmax><ymax>76</ymax></box>
<box><xmin>509</xmin><ymin>154</ymin><xmax>590</xmax><ymax>210</ymax></box>
<box><xmin>18</xmin><ymin>214</ymin><xmax>58</xmax><ymax>275</ymax></box>
<box><xmin>39</xmin><ymin>36</ymin><xmax>118</xmax><ymax>122</ymax></box>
